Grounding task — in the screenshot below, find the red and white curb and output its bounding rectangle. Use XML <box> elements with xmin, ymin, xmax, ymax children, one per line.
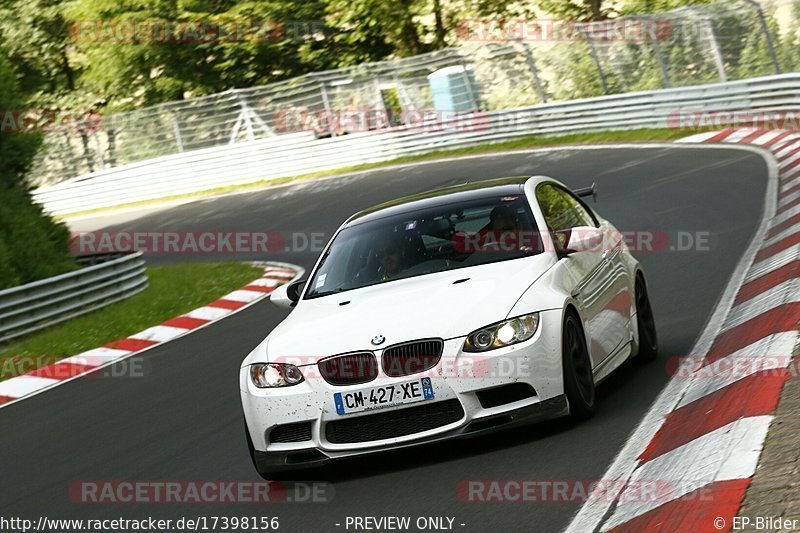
<box><xmin>0</xmin><ymin>261</ymin><xmax>303</xmax><ymax>409</ymax></box>
<box><xmin>568</xmin><ymin>129</ymin><xmax>799</xmax><ymax>532</ymax></box>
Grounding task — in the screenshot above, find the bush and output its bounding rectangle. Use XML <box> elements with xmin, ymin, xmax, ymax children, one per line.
<box><xmin>0</xmin><ymin>54</ymin><xmax>75</xmax><ymax>290</ymax></box>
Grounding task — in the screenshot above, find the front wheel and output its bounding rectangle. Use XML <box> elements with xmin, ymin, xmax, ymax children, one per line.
<box><xmin>562</xmin><ymin>312</ymin><xmax>596</xmax><ymax>419</ymax></box>
<box><xmin>635</xmin><ymin>275</ymin><xmax>658</xmax><ymax>362</ymax></box>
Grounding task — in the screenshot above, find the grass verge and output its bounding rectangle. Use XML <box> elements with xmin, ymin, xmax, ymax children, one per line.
<box><xmin>0</xmin><ymin>261</ymin><xmax>264</xmax><ymax>381</ymax></box>
<box><xmin>59</xmin><ymin>127</ymin><xmax>706</xmax><ymax>220</ymax></box>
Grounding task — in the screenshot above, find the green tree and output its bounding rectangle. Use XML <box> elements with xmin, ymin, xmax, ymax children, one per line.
<box><xmin>0</xmin><ymin>52</ymin><xmax>75</xmax><ymax>288</ymax></box>
<box><xmin>535</xmin><ymin>0</ymin><xmax>613</xmax><ymax>21</ymax></box>
<box><xmin>618</xmin><ymin>0</ymin><xmax>715</xmax><ymax>15</ymax></box>
<box><xmin>0</xmin><ymin>0</ymin><xmax>78</xmax><ymax>103</ymax></box>
<box><xmin>778</xmin><ymin>1</ymin><xmax>800</xmax><ymax>72</ymax></box>
<box><xmin>735</xmin><ymin>9</ymin><xmax>782</xmax><ymax>79</ymax></box>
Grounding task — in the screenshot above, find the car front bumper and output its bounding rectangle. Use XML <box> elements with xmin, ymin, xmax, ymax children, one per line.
<box><xmin>241</xmin><ymin>308</ymin><xmax>566</xmax><ymax>472</ymax></box>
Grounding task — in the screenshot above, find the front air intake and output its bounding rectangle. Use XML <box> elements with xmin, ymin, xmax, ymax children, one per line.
<box><xmin>318</xmin><ymin>352</ymin><xmax>378</xmax><ymax>386</ymax></box>
<box><xmin>381</xmin><ymin>339</ymin><xmax>444</xmax><ymax>377</ymax></box>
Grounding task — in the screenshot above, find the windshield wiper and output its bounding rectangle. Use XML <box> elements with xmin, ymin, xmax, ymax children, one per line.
<box><xmin>309</xmin><ymin>286</ymin><xmax>349</xmax><ymax>298</ymax></box>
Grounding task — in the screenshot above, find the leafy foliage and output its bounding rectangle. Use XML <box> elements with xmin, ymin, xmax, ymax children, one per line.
<box><xmin>0</xmin><ymin>53</ymin><xmax>75</xmax><ymax>289</ymax></box>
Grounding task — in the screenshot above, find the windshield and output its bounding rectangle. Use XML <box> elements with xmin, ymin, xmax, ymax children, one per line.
<box><xmin>305</xmin><ymin>193</ymin><xmax>542</xmax><ymax>298</ymax></box>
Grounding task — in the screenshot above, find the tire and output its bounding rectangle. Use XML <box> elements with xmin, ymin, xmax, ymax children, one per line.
<box><xmin>635</xmin><ymin>275</ymin><xmax>658</xmax><ymax>362</ymax></box>
<box><xmin>562</xmin><ymin>311</ymin><xmax>596</xmax><ymax>419</ymax></box>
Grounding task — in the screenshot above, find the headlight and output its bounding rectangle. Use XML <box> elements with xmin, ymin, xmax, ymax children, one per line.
<box><xmin>464</xmin><ymin>313</ymin><xmax>540</xmax><ymax>352</ymax></box>
<box><xmin>250</xmin><ymin>363</ymin><xmax>305</xmax><ymax>388</ymax></box>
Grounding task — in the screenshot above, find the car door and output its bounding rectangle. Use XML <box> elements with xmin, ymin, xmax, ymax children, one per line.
<box><xmin>535</xmin><ymin>183</ymin><xmax>631</xmax><ymax>367</ymax></box>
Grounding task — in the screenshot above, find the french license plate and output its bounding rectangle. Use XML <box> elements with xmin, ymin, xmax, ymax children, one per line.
<box><xmin>333</xmin><ymin>378</ymin><xmax>434</xmax><ymax>415</ymax></box>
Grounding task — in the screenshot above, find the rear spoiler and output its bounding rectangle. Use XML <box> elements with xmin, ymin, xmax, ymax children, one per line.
<box><xmin>573</xmin><ymin>182</ymin><xmax>598</xmax><ymax>203</ymax></box>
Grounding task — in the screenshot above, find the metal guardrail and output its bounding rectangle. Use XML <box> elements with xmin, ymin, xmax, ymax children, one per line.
<box><xmin>0</xmin><ymin>252</ymin><xmax>148</xmax><ymax>344</ymax></box>
<box><xmin>31</xmin><ymin>73</ymin><xmax>800</xmax><ymax>215</ymax></box>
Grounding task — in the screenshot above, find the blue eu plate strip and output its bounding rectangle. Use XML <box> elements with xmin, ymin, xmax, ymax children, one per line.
<box><xmin>333</xmin><ymin>392</ymin><xmax>345</xmax><ymax>415</ymax></box>
<box><xmin>421</xmin><ymin>377</ymin><xmax>434</xmax><ymax>400</ymax></box>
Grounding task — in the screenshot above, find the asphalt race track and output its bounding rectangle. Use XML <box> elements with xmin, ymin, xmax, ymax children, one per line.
<box><xmin>3</xmin><ymin>146</ymin><xmax>768</xmax><ymax>532</ymax></box>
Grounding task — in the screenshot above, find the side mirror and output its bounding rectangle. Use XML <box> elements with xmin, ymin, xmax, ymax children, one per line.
<box><xmin>573</xmin><ymin>182</ymin><xmax>598</xmax><ymax>203</ymax></box>
<box><xmin>562</xmin><ymin>226</ymin><xmax>604</xmax><ymax>255</ymax></box>
<box><xmin>270</xmin><ymin>279</ymin><xmax>307</xmax><ymax>308</ymax></box>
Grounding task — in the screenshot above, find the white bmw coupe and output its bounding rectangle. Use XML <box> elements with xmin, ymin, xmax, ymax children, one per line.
<box><xmin>241</xmin><ymin>176</ymin><xmax>657</xmax><ymax>476</ymax></box>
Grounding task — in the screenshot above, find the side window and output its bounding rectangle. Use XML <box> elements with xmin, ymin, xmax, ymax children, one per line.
<box><xmin>536</xmin><ymin>184</ymin><xmax>597</xmax><ymax>231</ymax></box>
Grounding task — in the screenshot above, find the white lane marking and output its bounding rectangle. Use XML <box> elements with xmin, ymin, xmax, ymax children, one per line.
<box><xmin>129</xmin><ymin>325</ymin><xmax>193</xmax><ymax>343</ymax></box>
<box><xmin>750</xmin><ymin>131</ymin><xmax>787</xmax><ymax>146</ymax></box>
<box><xmin>780</xmin><ymin>176</ymin><xmax>800</xmax><ymax>193</ymax></box>
<box><xmin>60</xmin><ymin>348</ymin><xmax>132</xmax><ymax>367</ymax></box>
<box><xmin>720</xmin><ymin>278</ymin><xmax>800</xmax><ymax>333</ymax></box>
<box><xmin>773</xmin><ymin>138</ymin><xmax>800</xmax><ymax>158</ymax></box>
<box><xmin>565</xmin><ymin>141</ymin><xmax>779</xmax><ymax>533</ymax></box>
<box><xmin>183</xmin><ymin>306</ymin><xmax>232</xmax><ymax>320</ymax></box>
<box><xmin>722</xmin><ymin>129</ymin><xmax>760</xmax><ymax>144</ymax></box>
<box><xmin>778</xmin><ymin>188</ymin><xmax>800</xmax><ymax>208</ymax></box>
<box><xmin>769</xmin><ymin>204</ymin><xmax>800</xmax><ymax>227</ymax></box>
<box><xmin>262</xmin><ymin>270</ymin><xmax>296</xmax><ymax>278</ymax></box>
<box><xmin>0</xmin><ymin>376</ymin><xmax>61</xmax><ymax>398</ymax></box>
<box><xmin>676</xmin><ymin>331</ymin><xmax>797</xmax><ymax>408</ymax></box>
<box><xmin>600</xmin><ymin>416</ymin><xmax>772</xmax><ymax>532</ymax></box>
<box><xmin>763</xmin><ymin>222</ymin><xmax>800</xmax><ymax>247</ymax></box>
<box><xmin>249</xmin><ymin>277</ymin><xmax>281</xmax><ymax>288</ymax></box>
<box><xmin>778</xmin><ymin>150</ymin><xmax>800</xmax><ymax>169</ymax></box>
<box><xmin>675</xmin><ymin>132</ymin><xmax>723</xmax><ymax>143</ymax></box>
<box><xmin>744</xmin><ymin>245</ymin><xmax>799</xmax><ymax>283</ymax></box>
<box><xmin>220</xmin><ymin>289</ymin><xmax>264</xmax><ymax>303</ymax></box>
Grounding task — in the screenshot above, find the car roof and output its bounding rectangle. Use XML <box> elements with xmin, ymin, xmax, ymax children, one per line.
<box><xmin>346</xmin><ymin>176</ymin><xmax>532</xmax><ymax>226</ymax></box>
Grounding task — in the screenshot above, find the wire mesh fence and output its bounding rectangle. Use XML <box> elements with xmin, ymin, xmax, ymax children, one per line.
<box><xmin>27</xmin><ymin>0</ymin><xmax>800</xmax><ymax>187</ymax></box>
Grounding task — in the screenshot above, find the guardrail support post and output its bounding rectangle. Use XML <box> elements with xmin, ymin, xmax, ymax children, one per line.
<box><xmin>320</xmin><ymin>79</ymin><xmax>332</xmax><ymax>117</ymax></box>
<box><xmin>579</xmin><ymin>25</ymin><xmax>610</xmax><ymax>95</ymax></box>
<box><xmin>521</xmin><ymin>43</ymin><xmax>548</xmax><ymax>103</ymax></box>
<box><xmin>170</xmin><ymin>112</ymin><xmax>185</xmax><ymax>152</ymax></box>
<box><xmin>637</xmin><ymin>16</ymin><xmax>671</xmax><ymax>88</ymax></box>
<box><xmin>652</xmin><ymin>38</ymin><xmax>671</xmax><ymax>88</ymax></box>
<box><xmin>744</xmin><ymin>0</ymin><xmax>782</xmax><ymax>74</ymax></box>
<box><xmin>459</xmin><ymin>59</ymin><xmax>480</xmax><ymax>110</ymax></box>
<box><xmin>703</xmin><ymin>18</ymin><xmax>728</xmax><ymax>82</ymax></box>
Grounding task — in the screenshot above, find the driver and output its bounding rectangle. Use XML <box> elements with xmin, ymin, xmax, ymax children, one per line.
<box><xmin>354</xmin><ymin>236</ymin><xmax>405</xmax><ymax>284</ymax></box>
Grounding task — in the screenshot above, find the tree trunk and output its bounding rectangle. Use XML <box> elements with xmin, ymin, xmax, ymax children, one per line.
<box><xmin>588</xmin><ymin>0</ymin><xmax>604</xmax><ymax>21</ymax></box>
<box><xmin>432</xmin><ymin>0</ymin><xmax>446</xmax><ymax>48</ymax></box>
<box><xmin>397</xmin><ymin>0</ymin><xmax>424</xmax><ymax>55</ymax></box>
<box><xmin>60</xmin><ymin>48</ymin><xmax>75</xmax><ymax>91</ymax></box>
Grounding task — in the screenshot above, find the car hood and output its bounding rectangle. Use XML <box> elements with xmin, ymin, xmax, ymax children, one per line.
<box><xmin>244</xmin><ymin>255</ymin><xmax>555</xmax><ymax>366</ymax></box>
